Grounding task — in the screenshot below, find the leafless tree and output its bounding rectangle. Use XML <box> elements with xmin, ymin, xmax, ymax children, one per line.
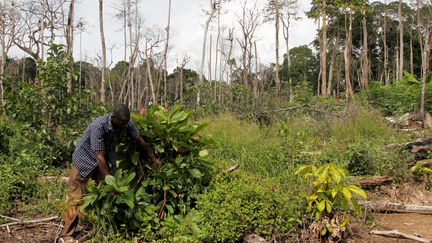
<box><xmin>0</xmin><ymin>0</ymin><xmax>17</xmax><ymax>110</ymax></box>
<box><xmin>198</xmin><ymin>0</ymin><xmax>220</xmax><ymax>105</ymax></box>
<box><xmin>99</xmin><ymin>0</ymin><xmax>107</xmax><ymax>103</ymax></box>
<box><xmin>161</xmin><ymin>0</ymin><xmax>172</xmax><ymax>107</ymax></box>
<box><xmin>140</xmin><ymin>27</ymin><xmax>164</xmax><ymax>104</ymax></box>
<box><xmin>237</xmin><ymin>0</ymin><xmax>261</xmax><ymax>88</ymax></box>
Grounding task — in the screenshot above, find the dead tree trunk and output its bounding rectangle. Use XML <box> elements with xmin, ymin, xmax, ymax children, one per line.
<box><xmin>420</xmin><ymin>28</ymin><xmax>431</xmax><ymax>127</ymax></box>
<box><xmin>99</xmin><ymin>0</ymin><xmax>107</xmax><ymax>104</ymax></box>
<box><xmin>361</xmin><ymin>8</ymin><xmax>369</xmax><ymax>89</ymax></box>
<box><xmin>198</xmin><ymin>1</ymin><xmax>217</xmax><ymax>106</ymax></box>
<box><xmin>66</xmin><ymin>0</ymin><xmax>74</xmax><ymax>93</ymax></box>
<box><xmin>344</xmin><ymin>13</ymin><xmax>354</xmax><ymax>102</ymax></box>
<box><xmin>275</xmin><ymin>0</ymin><xmax>281</xmax><ymax>98</ymax></box>
<box><xmin>162</xmin><ymin>0</ymin><xmax>171</xmax><ymax>107</ymax></box>
<box><xmin>0</xmin><ymin>4</ymin><xmax>5</xmax><ymax>112</ymax></box>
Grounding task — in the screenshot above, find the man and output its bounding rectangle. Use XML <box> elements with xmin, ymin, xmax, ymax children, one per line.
<box><xmin>59</xmin><ymin>104</ymin><xmax>160</xmax><ymax>243</ymax></box>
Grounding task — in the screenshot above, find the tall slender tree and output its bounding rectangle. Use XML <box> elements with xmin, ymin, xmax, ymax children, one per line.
<box><xmin>360</xmin><ymin>4</ymin><xmax>369</xmax><ymax>89</ymax></box>
<box><xmin>66</xmin><ymin>0</ymin><xmax>75</xmax><ymax>93</ymax></box>
<box><xmin>274</xmin><ymin>0</ymin><xmax>281</xmax><ymax>98</ymax></box>
<box><xmin>198</xmin><ymin>0</ymin><xmax>219</xmax><ymax>105</ymax></box>
<box><xmin>398</xmin><ymin>0</ymin><xmax>404</xmax><ymax>80</ymax></box>
<box><xmin>162</xmin><ymin>0</ymin><xmax>171</xmax><ymax>107</ymax></box>
<box><xmin>99</xmin><ymin>0</ymin><xmax>107</xmax><ymax>103</ymax></box>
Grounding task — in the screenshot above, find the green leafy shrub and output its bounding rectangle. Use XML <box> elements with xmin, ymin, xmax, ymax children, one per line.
<box><xmin>82</xmin><ymin>105</ymin><xmax>214</xmax><ymax>237</ymax></box>
<box><xmin>295</xmin><ymin>163</ymin><xmax>367</xmax><ymax>240</ymax></box>
<box><xmin>360</xmin><ymin>72</ymin><xmax>432</xmax><ymax>116</ymax></box>
<box><xmin>411</xmin><ymin>161</ymin><xmax>432</xmax><ymax>188</ymax></box>
<box><xmin>344</xmin><ymin>142</ymin><xmax>380</xmax><ymax>176</ymax></box>
<box><xmin>157</xmin><ymin>209</ymin><xmax>204</xmax><ymax>242</ymax></box>
<box><xmin>196</xmin><ymin>171</ymin><xmax>302</xmax><ymax>242</ymax></box>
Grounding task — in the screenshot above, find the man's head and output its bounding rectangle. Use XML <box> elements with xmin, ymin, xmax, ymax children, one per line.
<box><xmin>112</xmin><ymin>104</ymin><xmax>130</xmax><ymax>129</ymax></box>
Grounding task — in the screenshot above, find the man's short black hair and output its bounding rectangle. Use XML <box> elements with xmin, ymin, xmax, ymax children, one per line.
<box><xmin>113</xmin><ymin>104</ymin><xmax>130</xmax><ymax>120</ymax></box>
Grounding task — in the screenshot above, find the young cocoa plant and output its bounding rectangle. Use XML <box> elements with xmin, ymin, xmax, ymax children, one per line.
<box><xmin>82</xmin><ymin>105</ymin><xmax>214</xmax><ymax>234</ymax></box>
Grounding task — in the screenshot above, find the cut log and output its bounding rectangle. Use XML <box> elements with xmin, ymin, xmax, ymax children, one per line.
<box><xmin>407</xmin><ymin>138</ymin><xmax>432</xmax><ymax>153</ymax></box>
<box><xmin>370</xmin><ymin>230</ymin><xmax>430</xmax><ymax>243</ymax></box>
<box><xmin>362</xmin><ymin>201</ymin><xmax>432</xmax><ymax>215</ymax></box>
<box><xmin>355</xmin><ymin>176</ymin><xmax>393</xmax><ymax>188</ymax></box>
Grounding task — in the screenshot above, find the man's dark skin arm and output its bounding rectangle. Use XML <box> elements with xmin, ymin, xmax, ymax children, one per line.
<box><xmin>137</xmin><ymin>137</ymin><xmax>161</xmax><ymax>165</ymax></box>
<box><xmin>96</xmin><ymin>150</ymin><xmax>110</xmax><ymax>177</ymax></box>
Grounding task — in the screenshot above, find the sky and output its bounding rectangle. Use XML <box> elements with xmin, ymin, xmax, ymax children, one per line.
<box><xmin>12</xmin><ymin>0</ymin><xmax>317</xmax><ymax>73</ymax></box>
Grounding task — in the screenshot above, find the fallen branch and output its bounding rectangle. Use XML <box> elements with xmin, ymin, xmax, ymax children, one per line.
<box><xmin>362</xmin><ymin>201</ymin><xmax>432</xmax><ymax>215</ymax></box>
<box><xmin>27</xmin><ymin>222</ymin><xmax>64</xmax><ymax>228</ymax></box>
<box><xmin>227</xmin><ymin>164</ymin><xmax>240</xmax><ymax>172</ymax></box>
<box><xmin>383</xmin><ymin>142</ymin><xmax>409</xmax><ymax>148</ymax></box>
<box><xmin>0</xmin><ymin>215</ymin><xmax>20</xmax><ymax>222</ymax></box>
<box><xmin>0</xmin><ymin>216</ymin><xmax>58</xmax><ymax>227</ymax></box>
<box><xmin>37</xmin><ymin>176</ymin><xmax>69</xmax><ymax>183</ymax></box>
<box><xmin>370</xmin><ymin>230</ymin><xmax>430</xmax><ymax>243</ymax></box>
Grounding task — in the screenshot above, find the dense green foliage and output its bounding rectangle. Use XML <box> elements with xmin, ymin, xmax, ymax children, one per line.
<box><xmin>0</xmin><ymin>45</ymin><xmax>103</xmax><ymax>215</ymax></box>
<box><xmin>359</xmin><ymin>72</ymin><xmax>432</xmax><ymax>116</ymax></box>
<box><xmin>197</xmin><ymin>171</ymin><xmax>302</xmax><ymax>242</ymax></box>
<box><xmin>82</xmin><ymin>106</ymin><xmax>214</xmax><ymax>238</ymax></box>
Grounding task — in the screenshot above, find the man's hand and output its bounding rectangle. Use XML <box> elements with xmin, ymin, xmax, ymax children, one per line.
<box><xmin>152</xmin><ymin>158</ymin><xmax>162</xmax><ymax>166</ymax></box>
<box><xmin>137</xmin><ymin>137</ymin><xmax>161</xmax><ymax>166</ymax></box>
<box><xmin>96</xmin><ymin>150</ymin><xmax>110</xmax><ymax>177</ymax></box>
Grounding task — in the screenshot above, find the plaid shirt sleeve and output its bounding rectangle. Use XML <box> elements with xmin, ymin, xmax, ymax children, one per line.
<box><xmin>127</xmin><ymin>120</ymin><xmax>141</xmax><ymax>141</ymax></box>
<box><xmin>90</xmin><ymin>123</ymin><xmax>105</xmax><ymax>151</ymax></box>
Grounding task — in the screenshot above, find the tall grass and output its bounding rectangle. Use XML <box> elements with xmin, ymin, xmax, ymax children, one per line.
<box><xmin>203</xmin><ymin>114</ymin><xmax>302</xmax><ymax>190</ymax></box>
<box><xmin>204</xmin><ymin>103</ymin><xmax>412</xmax><ymax>180</ymax></box>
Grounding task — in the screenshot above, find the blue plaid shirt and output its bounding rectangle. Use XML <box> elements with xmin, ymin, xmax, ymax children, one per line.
<box><xmin>72</xmin><ymin>113</ymin><xmax>140</xmax><ymax>177</ymax></box>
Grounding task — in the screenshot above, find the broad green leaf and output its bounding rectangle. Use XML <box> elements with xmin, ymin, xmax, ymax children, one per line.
<box><xmin>193</xmin><ymin>123</ymin><xmax>208</xmax><ymax>133</ymax></box>
<box><xmin>131</xmin><ymin>152</ymin><xmax>140</xmax><ymax>166</ymax></box>
<box><xmin>166</xmin><ymin>204</ymin><xmax>174</xmax><ymax>214</ymax></box>
<box><xmin>351</xmin><ymin>198</ymin><xmax>361</xmax><ymax>215</ymax></box>
<box><xmin>347</xmin><ymin>185</ymin><xmax>368</xmax><ymax>199</ymax></box>
<box><xmin>321</xmin><ymin>227</ymin><xmax>327</xmax><ymax>236</ymax></box>
<box><xmin>403</xmin><ymin>70</ymin><xmax>419</xmax><ymax>84</ymax></box>
<box><xmin>118</xmin><ymin>186</ymin><xmax>129</xmax><ymax>193</ymax></box>
<box><xmin>105</xmin><ymin>175</ymin><xmax>115</xmax><ymax>186</ymax></box>
<box><xmin>325</xmin><ymin>201</ymin><xmax>332</xmax><ymax>214</ymax></box>
<box><xmin>135</xmin><ymin>186</ymin><xmax>146</xmax><ymax>199</ymax></box>
<box><xmin>170</xmin><ymin>112</ymin><xmax>189</xmax><ymax>123</ymax></box>
<box><xmin>342</xmin><ymin>187</ymin><xmax>352</xmax><ymax>200</ymax></box>
<box><xmin>317</xmin><ymin>200</ymin><xmax>326</xmax><ymax>212</ymax></box>
<box><xmin>295</xmin><ymin>165</ymin><xmax>315</xmax><ymax>176</ymax></box>
<box><xmin>175</xmin><ymin>156</ymin><xmax>184</xmax><ymax>165</ymax></box>
<box><xmin>199</xmin><ymin>150</ymin><xmax>209</xmax><ymax>157</ymax></box>
<box><xmin>189</xmin><ymin>168</ymin><xmax>203</xmax><ymax>178</ymax></box>
<box><xmin>125</xmin><ymin>172</ymin><xmax>136</xmax><ymax>184</ymax></box>
<box><xmin>332</xmin><ymin>188</ymin><xmax>339</xmax><ymax>198</ymax></box>
<box><xmin>125</xmin><ymin>199</ymin><xmax>134</xmax><ymax>209</ymax></box>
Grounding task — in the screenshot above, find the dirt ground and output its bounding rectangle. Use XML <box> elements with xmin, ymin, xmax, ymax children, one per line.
<box><xmin>349</xmin><ymin>183</ymin><xmax>432</xmax><ymax>243</ymax></box>
<box><xmin>350</xmin><ymin>213</ymin><xmax>432</xmax><ymax>243</ymax></box>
